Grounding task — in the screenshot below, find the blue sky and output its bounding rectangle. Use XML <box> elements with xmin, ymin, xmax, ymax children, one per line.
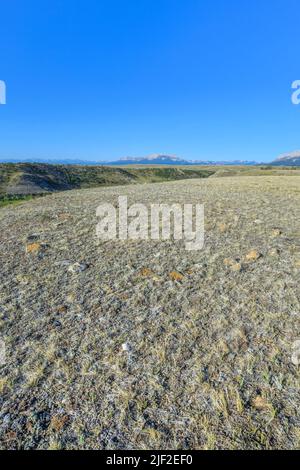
<box><xmin>0</xmin><ymin>0</ymin><xmax>299</xmax><ymax>162</ymax></box>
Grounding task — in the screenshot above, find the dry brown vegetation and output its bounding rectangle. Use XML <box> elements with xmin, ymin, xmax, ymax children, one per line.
<box><xmin>0</xmin><ymin>173</ymin><xmax>299</xmax><ymax>449</ymax></box>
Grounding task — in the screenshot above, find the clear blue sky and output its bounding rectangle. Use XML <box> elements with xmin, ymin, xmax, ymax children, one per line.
<box><xmin>0</xmin><ymin>0</ymin><xmax>299</xmax><ymax>162</ymax></box>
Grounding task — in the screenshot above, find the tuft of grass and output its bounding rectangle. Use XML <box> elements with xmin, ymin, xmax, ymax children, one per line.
<box><xmin>50</xmin><ymin>414</ymin><xmax>69</xmax><ymax>433</ymax></box>
<box><xmin>48</xmin><ymin>438</ymin><xmax>62</xmax><ymax>450</ymax></box>
<box><xmin>0</xmin><ymin>377</ymin><xmax>10</xmax><ymax>394</ymax></box>
<box><xmin>0</xmin><ymin>194</ymin><xmax>33</xmax><ymax>207</ymax></box>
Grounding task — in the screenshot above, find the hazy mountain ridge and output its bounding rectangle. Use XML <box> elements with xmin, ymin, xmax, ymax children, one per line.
<box><xmin>0</xmin><ymin>154</ymin><xmax>260</xmax><ymax>166</ymax></box>
<box><xmin>271</xmin><ymin>151</ymin><xmax>300</xmax><ymax>166</ymax></box>
<box><xmin>110</xmin><ymin>154</ymin><xmax>259</xmax><ymax>166</ymax></box>
<box><xmin>2</xmin><ymin>152</ymin><xmax>300</xmax><ymax>168</ymax></box>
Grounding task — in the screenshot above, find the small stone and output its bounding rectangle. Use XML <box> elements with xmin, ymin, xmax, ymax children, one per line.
<box><xmin>169</xmin><ymin>271</ymin><xmax>184</xmax><ymax>282</ymax></box>
<box><xmin>58</xmin><ymin>213</ymin><xmax>71</xmax><ymax>221</ymax></box>
<box><xmin>223</xmin><ymin>258</ymin><xmax>242</xmax><ymax>272</ymax></box>
<box><xmin>268</xmin><ymin>248</ymin><xmax>280</xmax><ymax>257</ymax></box>
<box><xmin>230</xmin><ymin>262</ymin><xmax>242</xmax><ymax>272</ymax></box>
<box><xmin>252</xmin><ymin>395</ymin><xmax>271</xmax><ymax>411</ymax></box>
<box><xmin>218</xmin><ymin>223</ymin><xmax>227</xmax><ymax>233</ymax></box>
<box><xmin>245</xmin><ymin>250</ymin><xmax>261</xmax><ymax>263</ymax></box>
<box><xmin>68</xmin><ymin>262</ymin><xmax>89</xmax><ymax>273</ymax></box>
<box><xmin>121</xmin><ymin>342</ymin><xmax>131</xmax><ymax>352</ymax></box>
<box><xmin>291</xmin><ymin>352</ymin><xmax>300</xmax><ymax>366</ymax></box>
<box><xmin>140</xmin><ymin>268</ymin><xmax>154</xmax><ymax>277</ymax></box>
<box><xmin>291</xmin><ymin>340</ymin><xmax>300</xmax><ymax>366</ymax></box>
<box><xmin>271</xmin><ymin>228</ymin><xmax>282</xmax><ymax>238</ymax></box>
<box><xmin>26</xmin><ymin>243</ymin><xmax>41</xmax><ymax>254</ymax></box>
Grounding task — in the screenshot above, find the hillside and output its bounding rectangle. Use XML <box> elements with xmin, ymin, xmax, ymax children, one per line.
<box><xmin>0</xmin><ymin>175</ymin><xmax>299</xmax><ymax>449</ymax></box>
<box><xmin>0</xmin><ymin>163</ymin><xmax>214</xmax><ymax>197</ymax></box>
<box><xmin>2</xmin><ymin>163</ymin><xmax>300</xmax><ymax>203</ymax></box>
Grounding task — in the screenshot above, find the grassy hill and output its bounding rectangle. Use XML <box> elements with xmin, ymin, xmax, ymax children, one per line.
<box><xmin>2</xmin><ymin>162</ymin><xmax>300</xmax><ymax>200</ymax></box>
<box><xmin>1</xmin><ymin>162</ymin><xmax>300</xmax><ymax>210</ymax></box>
<box><xmin>0</xmin><ymin>163</ymin><xmax>214</xmax><ymax>199</ymax></box>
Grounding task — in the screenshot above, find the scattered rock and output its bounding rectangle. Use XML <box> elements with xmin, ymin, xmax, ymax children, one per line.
<box><xmin>268</xmin><ymin>248</ymin><xmax>280</xmax><ymax>257</ymax></box>
<box><xmin>121</xmin><ymin>342</ymin><xmax>131</xmax><ymax>352</ymax></box>
<box><xmin>140</xmin><ymin>268</ymin><xmax>154</xmax><ymax>277</ymax></box>
<box><xmin>218</xmin><ymin>223</ymin><xmax>227</xmax><ymax>233</ymax></box>
<box><xmin>67</xmin><ymin>262</ymin><xmax>89</xmax><ymax>273</ymax></box>
<box><xmin>291</xmin><ymin>340</ymin><xmax>300</xmax><ymax>366</ymax></box>
<box><xmin>252</xmin><ymin>395</ymin><xmax>272</xmax><ymax>411</ymax></box>
<box><xmin>58</xmin><ymin>213</ymin><xmax>71</xmax><ymax>221</ymax></box>
<box><xmin>138</xmin><ymin>268</ymin><xmax>160</xmax><ymax>281</ymax></box>
<box><xmin>230</xmin><ymin>262</ymin><xmax>242</xmax><ymax>272</ymax></box>
<box><xmin>26</xmin><ymin>243</ymin><xmax>41</xmax><ymax>254</ymax></box>
<box><xmin>245</xmin><ymin>250</ymin><xmax>262</xmax><ymax>263</ymax></box>
<box><xmin>271</xmin><ymin>228</ymin><xmax>282</xmax><ymax>238</ymax></box>
<box><xmin>223</xmin><ymin>258</ymin><xmax>242</xmax><ymax>272</ymax></box>
<box><xmin>169</xmin><ymin>271</ymin><xmax>184</xmax><ymax>282</ymax></box>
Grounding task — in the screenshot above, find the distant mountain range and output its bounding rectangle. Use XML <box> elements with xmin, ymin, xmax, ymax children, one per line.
<box><xmin>109</xmin><ymin>154</ymin><xmax>259</xmax><ymax>166</ymax></box>
<box><xmin>270</xmin><ymin>151</ymin><xmax>300</xmax><ymax>166</ymax></box>
<box><xmin>1</xmin><ymin>152</ymin><xmax>300</xmax><ymax>166</ymax></box>
<box><xmin>110</xmin><ymin>154</ymin><xmax>190</xmax><ymax>165</ymax></box>
<box><xmin>0</xmin><ymin>154</ymin><xmax>260</xmax><ymax>166</ymax></box>
<box><xmin>0</xmin><ymin>156</ymin><xmax>107</xmax><ymax>166</ymax></box>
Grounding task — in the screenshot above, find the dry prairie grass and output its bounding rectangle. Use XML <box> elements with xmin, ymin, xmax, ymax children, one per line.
<box><xmin>0</xmin><ymin>175</ymin><xmax>299</xmax><ymax>449</ymax></box>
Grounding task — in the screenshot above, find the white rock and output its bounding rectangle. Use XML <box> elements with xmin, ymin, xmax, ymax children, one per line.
<box><xmin>291</xmin><ymin>340</ymin><xmax>300</xmax><ymax>366</ymax></box>
<box><xmin>68</xmin><ymin>262</ymin><xmax>89</xmax><ymax>273</ymax></box>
